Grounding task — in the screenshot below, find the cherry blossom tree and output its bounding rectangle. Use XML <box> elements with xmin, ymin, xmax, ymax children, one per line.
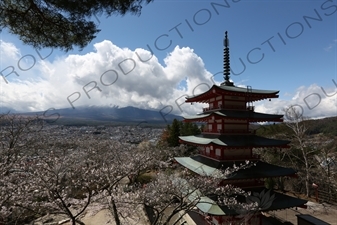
<box><xmin>1</xmin><ymin>115</ymin><xmax>260</xmax><ymax>225</ymax></box>
<box><xmin>1</xmin><ymin>121</ymin><xmax>104</xmax><ymax>225</ymax></box>
<box><xmin>0</xmin><ymin>113</ymin><xmax>44</xmax><ymax>224</ymax></box>
<box><xmin>121</xmin><ymin>162</ymin><xmax>256</xmax><ymax>225</ymax></box>
<box><xmin>0</xmin><ymin>113</ymin><xmax>43</xmax><ymax>161</ymax></box>
<box><xmin>284</xmin><ymin>105</ymin><xmax>318</xmax><ymax>197</ymax></box>
<box><xmin>24</xmin><ymin>147</ymin><xmax>102</xmax><ymax>225</ymax></box>
<box><xmin>91</xmin><ymin>140</ymin><xmax>162</xmax><ymax>225</ymax></box>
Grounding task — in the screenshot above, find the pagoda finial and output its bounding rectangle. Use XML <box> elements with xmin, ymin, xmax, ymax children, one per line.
<box><xmin>222</xmin><ymin>31</ymin><xmax>234</xmax><ymax>86</ymax></box>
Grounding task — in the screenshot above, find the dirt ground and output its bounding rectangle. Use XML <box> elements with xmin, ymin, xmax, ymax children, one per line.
<box><xmin>31</xmin><ymin>205</ymin><xmax>150</xmax><ymax>225</ymax></box>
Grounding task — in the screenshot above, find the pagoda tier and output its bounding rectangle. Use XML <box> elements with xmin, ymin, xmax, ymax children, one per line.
<box><xmin>184</xmin><ymin>110</ymin><xmax>284</xmax><ymax>123</ymax></box>
<box><xmin>186</xmin><ymin>84</ymin><xmax>279</xmax><ymax>104</ymax></box>
<box><xmin>175</xmin><ymin>155</ymin><xmax>297</xmax><ymax>179</ymax></box>
<box><xmin>188</xmin><ymin>187</ymin><xmax>307</xmax><ymax>216</ymax></box>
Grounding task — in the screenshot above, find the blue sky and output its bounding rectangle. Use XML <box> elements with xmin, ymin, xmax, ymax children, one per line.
<box><xmin>0</xmin><ymin>0</ymin><xmax>337</xmax><ymax>119</ymax></box>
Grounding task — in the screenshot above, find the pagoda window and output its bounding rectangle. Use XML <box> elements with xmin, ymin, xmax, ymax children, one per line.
<box><xmin>215</xmin><ymin>148</ymin><xmax>221</xmax><ymax>156</ymax></box>
<box><xmin>217</xmin><ymin>100</ymin><xmax>222</xmax><ymax>108</ymax></box>
<box><xmin>208</xmin><ymin>124</ymin><xmax>212</xmax><ymax>131</ymax></box>
<box><xmin>216</xmin><ymin>96</ymin><xmax>222</xmax><ymax>100</ymax></box>
<box><xmin>206</xmin><ymin>147</ymin><xmax>210</xmax><ymax>155</ymax></box>
<box><xmin>217</xmin><ymin>123</ymin><xmax>222</xmax><ymax>132</ymax></box>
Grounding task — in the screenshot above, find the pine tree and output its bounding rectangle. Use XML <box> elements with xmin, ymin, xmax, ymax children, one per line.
<box><xmin>0</xmin><ymin>0</ymin><xmax>153</xmax><ymax>51</ymax></box>
<box><xmin>167</xmin><ymin>119</ymin><xmax>180</xmax><ymax>147</ymax></box>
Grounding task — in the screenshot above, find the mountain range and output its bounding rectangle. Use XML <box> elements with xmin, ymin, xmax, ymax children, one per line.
<box><xmin>14</xmin><ymin>106</ymin><xmax>183</xmax><ymax>126</ymax></box>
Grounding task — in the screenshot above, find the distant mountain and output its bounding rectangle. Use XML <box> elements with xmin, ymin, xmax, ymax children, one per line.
<box><xmin>0</xmin><ymin>106</ymin><xmax>17</xmax><ymax>114</ymax></box>
<box><xmin>18</xmin><ymin>106</ymin><xmax>183</xmax><ymax>126</ymax></box>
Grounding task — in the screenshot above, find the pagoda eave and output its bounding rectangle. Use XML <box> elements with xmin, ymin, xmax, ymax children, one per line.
<box><xmin>184</xmin><ymin>118</ymin><xmax>283</xmax><ymax>123</ymax></box>
<box><xmin>179</xmin><ymin>135</ymin><xmax>290</xmax><ymax>148</ymax></box>
<box><xmin>183</xmin><ymin>111</ymin><xmax>284</xmax><ymax>123</ymax></box>
<box><xmin>179</xmin><ymin>139</ymin><xmax>289</xmax><ymax>149</ymax></box>
<box><xmin>186</xmin><ymin>85</ymin><xmax>280</xmax><ymax>103</ymax></box>
<box><xmin>175</xmin><ymin>156</ymin><xmax>297</xmax><ymax>179</ymax></box>
<box><xmin>209</xmin><ymin>188</ymin><xmax>307</xmax><ymax>216</ymax></box>
<box><xmin>191</xmin><ymin>188</ymin><xmax>307</xmax><ymax>216</ymax></box>
<box><xmin>183</xmin><ymin>118</ymin><xmax>283</xmax><ymax>123</ymax></box>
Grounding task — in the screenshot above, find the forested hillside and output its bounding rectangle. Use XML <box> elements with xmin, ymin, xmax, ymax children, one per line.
<box><xmin>255</xmin><ymin>115</ymin><xmax>337</xmax><ymax>202</ymax></box>
<box><xmin>256</xmin><ymin>116</ymin><xmax>337</xmax><ymax>137</ymax></box>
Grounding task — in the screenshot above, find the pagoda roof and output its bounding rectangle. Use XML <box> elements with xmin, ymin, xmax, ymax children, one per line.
<box><xmin>296</xmin><ymin>215</ymin><xmax>330</xmax><ymax>225</ymax></box>
<box><xmin>175</xmin><ymin>155</ymin><xmax>297</xmax><ymax>179</ymax></box>
<box><xmin>186</xmin><ymin>85</ymin><xmax>279</xmax><ymax>103</ymax></box>
<box><xmin>179</xmin><ymin>134</ymin><xmax>290</xmax><ymax>148</ymax></box>
<box><xmin>191</xmin><ymin>188</ymin><xmax>307</xmax><ymax>215</ymax></box>
<box><xmin>184</xmin><ymin>110</ymin><xmax>283</xmax><ymax>122</ymax></box>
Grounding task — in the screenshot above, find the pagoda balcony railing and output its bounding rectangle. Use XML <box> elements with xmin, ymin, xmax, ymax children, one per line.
<box><xmin>202</xmin><ymin>105</ymin><xmax>254</xmax><ymax>112</ymax></box>
<box><xmin>202</xmin><ymin>129</ymin><xmax>250</xmax><ymax>134</ymax></box>
<box><xmin>202</xmin><ymin>152</ymin><xmax>260</xmax><ymax>160</ymax></box>
<box><xmin>220</xmin><ymin>154</ymin><xmax>260</xmax><ymax>160</ymax></box>
<box><xmin>247</xmin><ymin>105</ymin><xmax>255</xmax><ymax>111</ymax></box>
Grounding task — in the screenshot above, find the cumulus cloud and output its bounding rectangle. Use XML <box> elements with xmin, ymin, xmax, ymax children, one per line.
<box><xmin>0</xmin><ymin>40</ymin><xmax>213</xmax><ymax>115</ymax></box>
<box><xmin>0</xmin><ymin>40</ymin><xmax>21</xmax><ymax>61</ymax></box>
<box><xmin>255</xmin><ymin>82</ymin><xmax>337</xmax><ymax>119</ymax></box>
<box><xmin>1</xmin><ymin>39</ymin><xmax>336</xmax><ymax>119</ymax></box>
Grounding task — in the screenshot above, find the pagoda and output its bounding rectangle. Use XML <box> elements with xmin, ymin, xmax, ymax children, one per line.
<box><xmin>175</xmin><ymin>31</ymin><xmax>307</xmax><ymax>225</ymax></box>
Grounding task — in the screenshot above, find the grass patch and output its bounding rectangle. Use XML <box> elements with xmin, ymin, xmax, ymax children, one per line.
<box><xmin>136</xmin><ymin>172</ymin><xmax>157</xmax><ymax>184</ymax></box>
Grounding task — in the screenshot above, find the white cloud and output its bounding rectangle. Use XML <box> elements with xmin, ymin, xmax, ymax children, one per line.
<box><xmin>255</xmin><ymin>83</ymin><xmax>337</xmax><ymax>119</ymax></box>
<box><xmin>1</xmin><ymin>40</ymin><xmax>336</xmax><ymax>119</ymax></box>
<box><xmin>0</xmin><ymin>40</ymin><xmax>21</xmax><ymax>61</ymax></box>
<box><xmin>0</xmin><ymin>40</ymin><xmax>213</xmax><ymax>115</ymax></box>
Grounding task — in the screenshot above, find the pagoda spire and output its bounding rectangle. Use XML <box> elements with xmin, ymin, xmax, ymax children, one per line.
<box><xmin>222</xmin><ymin>31</ymin><xmax>234</xmax><ymax>86</ymax></box>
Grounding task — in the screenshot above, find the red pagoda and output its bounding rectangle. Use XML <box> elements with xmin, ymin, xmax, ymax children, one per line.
<box><xmin>175</xmin><ymin>31</ymin><xmax>307</xmax><ymax>225</ymax></box>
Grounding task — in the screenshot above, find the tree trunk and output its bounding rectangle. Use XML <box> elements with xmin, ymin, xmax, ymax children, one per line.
<box><xmin>304</xmin><ymin>154</ymin><xmax>310</xmax><ymax>197</ymax></box>
<box><xmin>110</xmin><ymin>196</ymin><xmax>121</xmax><ymax>225</ymax></box>
<box><xmin>305</xmin><ymin>172</ymin><xmax>310</xmax><ymax>197</ymax></box>
<box><xmin>71</xmin><ymin>217</ymin><xmax>76</xmax><ymax>225</ymax></box>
